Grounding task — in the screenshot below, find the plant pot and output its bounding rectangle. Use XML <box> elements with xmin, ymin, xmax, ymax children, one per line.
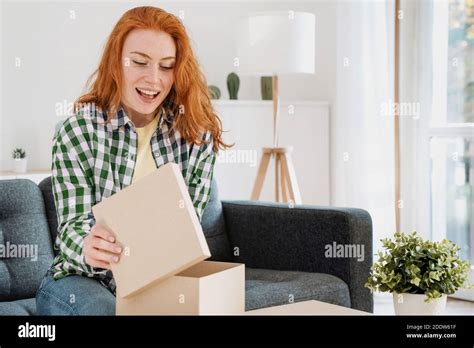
<box><xmin>13</xmin><ymin>158</ymin><xmax>27</xmax><ymax>173</ymax></box>
<box><xmin>393</xmin><ymin>292</ymin><xmax>447</xmax><ymax>315</ymax></box>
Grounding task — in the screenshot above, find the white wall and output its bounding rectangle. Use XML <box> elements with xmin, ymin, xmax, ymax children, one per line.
<box><xmin>213</xmin><ymin>100</ymin><xmax>330</xmax><ymax>204</ymax></box>
<box><xmin>0</xmin><ymin>0</ymin><xmax>336</xmax><ymax>180</ymax></box>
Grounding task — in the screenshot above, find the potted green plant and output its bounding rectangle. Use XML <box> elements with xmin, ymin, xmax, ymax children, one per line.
<box><xmin>12</xmin><ymin>148</ymin><xmax>27</xmax><ymax>173</ymax></box>
<box><xmin>366</xmin><ymin>231</ymin><xmax>472</xmax><ymax>315</ymax></box>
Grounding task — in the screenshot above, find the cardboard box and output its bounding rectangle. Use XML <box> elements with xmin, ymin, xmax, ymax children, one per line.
<box><xmin>92</xmin><ymin>163</ymin><xmax>245</xmax><ymax>315</ymax></box>
<box><xmin>92</xmin><ymin>163</ymin><xmax>211</xmax><ymax>298</ymax></box>
<box><xmin>116</xmin><ymin>261</ymin><xmax>245</xmax><ymax>315</ymax></box>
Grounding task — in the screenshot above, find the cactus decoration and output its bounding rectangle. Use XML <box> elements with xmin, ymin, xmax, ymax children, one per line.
<box><xmin>227</xmin><ymin>72</ymin><xmax>240</xmax><ymax>100</ymax></box>
<box><xmin>261</xmin><ymin>76</ymin><xmax>273</xmax><ymax>100</ymax></box>
<box><xmin>208</xmin><ymin>85</ymin><xmax>221</xmax><ymax>100</ymax></box>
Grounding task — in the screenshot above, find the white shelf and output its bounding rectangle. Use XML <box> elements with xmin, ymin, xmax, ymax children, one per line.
<box><xmin>0</xmin><ymin>169</ymin><xmax>51</xmax><ymax>185</ymax></box>
<box><xmin>212</xmin><ymin>100</ymin><xmax>330</xmax><ymax>107</ymax></box>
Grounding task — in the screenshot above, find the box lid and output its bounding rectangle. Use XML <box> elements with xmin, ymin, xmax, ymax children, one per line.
<box><xmin>92</xmin><ymin>163</ymin><xmax>211</xmax><ymax>298</ymax></box>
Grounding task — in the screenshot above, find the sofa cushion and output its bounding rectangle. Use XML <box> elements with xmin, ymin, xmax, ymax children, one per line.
<box><xmin>0</xmin><ymin>297</ymin><xmax>36</xmax><ymax>315</ymax></box>
<box><xmin>245</xmin><ymin>268</ymin><xmax>351</xmax><ymax>311</ymax></box>
<box><xmin>0</xmin><ymin>179</ymin><xmax>54</xmax><ymax>301</ymax></box>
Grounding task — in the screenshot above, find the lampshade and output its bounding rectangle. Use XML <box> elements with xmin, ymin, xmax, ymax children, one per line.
<box><xmin>235</xmin><ymin>11</ymin><xmax>315</xmax><ymax>75</ymax></box>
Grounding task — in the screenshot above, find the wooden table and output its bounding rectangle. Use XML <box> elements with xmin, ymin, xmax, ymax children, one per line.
<box><xmin>246</xmin><ymin>300</ymin><xmax>370</xmax><ymax>315</ymax></box>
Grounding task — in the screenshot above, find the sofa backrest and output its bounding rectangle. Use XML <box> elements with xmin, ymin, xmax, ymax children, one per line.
<box><xmin>38</xmin><ymin>178</ymin><xmax>59</xmax><ymax>254</ymax></box>
<box><xmin>200</xmin><ymin>179</ymin><xmax>233</xmax><ymax>262</ymax></box>
<box><xmin>38</xmin><ymin>176</ymin><xmax>233</xmax><ymax>262</ymax></box>
<box><xmin>0</xmin><ymin>179</ymin><xmax>54</xmax><ymax>301</ymax></box>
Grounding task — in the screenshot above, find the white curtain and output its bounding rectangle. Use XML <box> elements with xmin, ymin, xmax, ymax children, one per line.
<box><xmin>332</xmin><ymin>1</ymin><xmax>396</xmax><ymax>252</ymax></box>
<box><xmin>398</xmin><ymin>0</ymin><xmax>433</xmax><ymax>240</ymax></box>
<box><xmin>398</xmin><ymin>0</ymin><xmax>474</xmax><ymax>301</ymax></box>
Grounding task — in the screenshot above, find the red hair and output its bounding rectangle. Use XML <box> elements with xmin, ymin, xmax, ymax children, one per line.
<box><xmin>76</xmin><ymin>6</ymin><xmax>231</xmax><ymax>152</ymax></box>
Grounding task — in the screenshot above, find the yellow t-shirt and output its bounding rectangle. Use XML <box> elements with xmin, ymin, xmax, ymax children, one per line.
<box><xmin>131</xmin><ymin>115</ymin><xmax>160</xmax><ymax>184</ymax></box>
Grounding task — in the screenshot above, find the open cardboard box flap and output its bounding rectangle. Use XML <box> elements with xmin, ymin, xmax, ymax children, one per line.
<box><xmin>92</xmin><ymin>163</ymin><xmax>211</xmax><ymax>298</ymax></box>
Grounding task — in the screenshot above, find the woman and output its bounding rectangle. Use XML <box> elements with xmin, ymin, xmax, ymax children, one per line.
<box><xmin>36</xmin><ymin>6</ymin><xmax>229</xmax><ymax>315</ymax></box>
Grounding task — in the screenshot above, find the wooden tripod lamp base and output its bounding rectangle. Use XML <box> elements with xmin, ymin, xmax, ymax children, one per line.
<box><xmin>250</xmin><ymin>75</ymin><xmax>302</xmax><ymax>204</ymax></box>
<box><xmin>251</xmin><ymin>146</ymin><xmax>302</xmax><ymax>204</ymax></box>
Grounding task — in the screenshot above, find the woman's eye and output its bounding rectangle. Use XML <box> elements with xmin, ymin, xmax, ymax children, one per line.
<box><xmin>160</xmin><ymin>66</ymin><xmax>174</xmax><ymax>70</ymax></box>
<box><xmin>132</xmin><ymin>60</ymin><xmax>146</xmax><ymax>66</ymax></box>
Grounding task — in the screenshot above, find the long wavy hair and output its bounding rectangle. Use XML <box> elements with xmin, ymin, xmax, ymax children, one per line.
<box><xmin>75</xmin><ymin>6</ymin><xmax>230</xmax><ymax>152</ymax></box>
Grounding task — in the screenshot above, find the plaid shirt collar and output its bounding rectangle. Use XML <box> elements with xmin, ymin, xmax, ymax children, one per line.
<box><xmin>106</xmin><ymin>105</ymin><xmax>176</xmax><ymax>132</ymax></box>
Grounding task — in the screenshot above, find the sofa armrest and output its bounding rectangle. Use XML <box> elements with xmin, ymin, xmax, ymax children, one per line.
<box><xmin>222</xmin><ymin>200</ymin><xmax>373</xmax><ymax>313</ymax></box>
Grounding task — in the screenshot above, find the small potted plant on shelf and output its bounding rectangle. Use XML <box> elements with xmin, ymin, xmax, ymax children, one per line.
<box><xmin>12</xmin><ymin>148</ymin><xmax>27</xmax><ymax>173</ymax></box>
<box><xmin>365</xmin><ymin>231</ymin><xmax>472</xmax><ymax>315</ymax></box>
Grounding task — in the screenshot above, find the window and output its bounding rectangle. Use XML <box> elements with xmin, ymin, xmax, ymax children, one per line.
<box><xmin>447</xmin><ymin>0</ymin><xmax>474</xmax><ymax>124</ymax></box>
<box><xmin>431</xmin><ymin>137</ymin><xmax>473</xmax><ymax>263</ymax></box>
<box><xmin>430</xmin><ymin>0</ymin><xmax>474</xmax><ymax>279</ymax></box>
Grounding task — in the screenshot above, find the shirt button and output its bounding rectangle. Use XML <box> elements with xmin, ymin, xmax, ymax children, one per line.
<box><xmin>123</xmin><ymin>151</ymin><xmax>128</xmax><ymax>158</ymax></box>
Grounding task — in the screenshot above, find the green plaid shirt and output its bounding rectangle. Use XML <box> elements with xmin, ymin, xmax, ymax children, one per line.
<box><xmin>50</xmin><ymin>105</ymin><xmax>216</xmax><ymax>294</ymax></box>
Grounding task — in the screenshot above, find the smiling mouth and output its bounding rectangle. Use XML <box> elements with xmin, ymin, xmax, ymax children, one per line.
<box><xmin>136</xmin><ymin>88</ymin><xmax>160</xmax><ymax>100</ymax></box>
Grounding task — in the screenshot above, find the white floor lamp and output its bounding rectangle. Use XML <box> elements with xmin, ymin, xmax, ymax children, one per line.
<box><xmin>236</xmin><ymin>11</ymin><xmax>315</xmax><ymax>204</ymax></box>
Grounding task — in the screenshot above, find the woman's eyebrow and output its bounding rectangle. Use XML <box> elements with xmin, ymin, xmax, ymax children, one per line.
<box><xmin>129</xmin><ymin>51</ymin><xmax>175</xmax><ymax>62</ymax></box>
<box><xmin>130</xmin><ymin>51</ymin><xmax>152</xmax><ymax>59</ymax></box>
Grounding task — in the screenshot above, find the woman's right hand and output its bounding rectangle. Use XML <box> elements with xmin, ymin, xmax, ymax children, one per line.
<box><xmin>84</xmin><ymin>224</ymin><xmax>123</xmax><ymax>270</ymax></box>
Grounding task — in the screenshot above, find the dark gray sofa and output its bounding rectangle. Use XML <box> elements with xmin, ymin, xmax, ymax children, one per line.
<box><xmin>0</xmin><ymin>177</ymin><xmax>373</xmax><ymax>315</ymax></box>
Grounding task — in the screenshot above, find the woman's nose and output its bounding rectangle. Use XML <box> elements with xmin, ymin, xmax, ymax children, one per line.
<box><xmin>144</xmin><ymin>66</ymin><xmax>160</xmax><ymax>85</ymax></box>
